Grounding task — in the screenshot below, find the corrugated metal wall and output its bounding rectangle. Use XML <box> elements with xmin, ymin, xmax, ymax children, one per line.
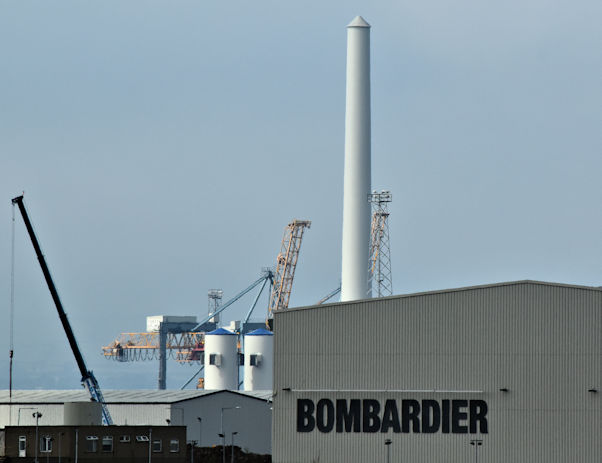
<box><xmin>273</xmin><ymin>282</ymin><xmax>602</xmax><ymax>462</ymax></box>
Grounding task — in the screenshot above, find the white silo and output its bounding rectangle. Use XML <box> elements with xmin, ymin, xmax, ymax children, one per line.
<box><xmin>243</xmin><ymin>328</ymin><xmax>274</xmax><ymax>391</ymax></box>
<box><xmin>204</xmin><ymin>328</ymin><xmax>238</xmax><ymax>390</ymax></box>
<box><xmin>341</xmin><ymin>16</ymin><xmax>372</xmax><ymax>302</ymax></box>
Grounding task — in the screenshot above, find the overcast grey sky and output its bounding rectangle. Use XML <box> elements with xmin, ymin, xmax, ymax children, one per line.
<box><xmin>1</xmin><ymin>0</ymin><xmax>601</xmax><ymax>390</ymax></box>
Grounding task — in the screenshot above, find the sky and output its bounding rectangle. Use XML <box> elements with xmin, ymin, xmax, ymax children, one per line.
<box><xmin>1</xmin><ymin>0</ymin><xmax>601</xmax><ymax>390</ymax></box>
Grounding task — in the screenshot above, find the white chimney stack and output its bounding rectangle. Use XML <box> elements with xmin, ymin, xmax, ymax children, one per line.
<box><xmin>341</xmin><ymin>16</ymin><xmax>371</xmax><ymax>302</ymax></box>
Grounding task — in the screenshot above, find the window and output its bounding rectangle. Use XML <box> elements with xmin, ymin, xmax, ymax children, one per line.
<box><xmin>40</xmin><ymin>436</ymin><xmax>52</xmax><ymax>453</ymax></box>
<box><xmin>152</xmin><ymin>439</ymin><xmax>162</xmax><ymax>453</ymax></box>
<box><xmin>102</xmin><ymin>436</ymin><xmax>113</xmax><ymax>452</ymax></box>
<box><xmin>86</xmin><ymin>436</ymin><xmax>98</xmax><ymax>452</ymax></box>
<box><xmin>169</xmin><ymin>439</ymin><xmax>179</xmax><ymax>453</ymax></box>
<box><xmin>136</xmin><ymin>435</ymin><xmax>149</xmax><ymax>442</ymax></box>
<box><xmin>250</xmin><ymin>353</ymin><xmax>262</xmax><ymax>366</ymax></box>
<box><xmin>119</xmin><ymin>435</ymin><xmax>131</xmax><ymax>443</ymax></box>
<box><xmin>209</xmin><ymin>353</ymin><xmax>221</xmax><ymax>366</ymax></box>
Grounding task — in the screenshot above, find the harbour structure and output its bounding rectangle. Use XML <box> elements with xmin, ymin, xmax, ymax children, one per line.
<box><xmin>102</xmin><ymin>218</ymin><xmax>310</xmax><ymax>390</ymax></box>
<box><xmin>267</xmin><ymin>220</ymin><xmax>312</xmax><ymax>323</ymax></box>
<box><xmin>272</xmin><ymin>280</ymin><xmax>602</xmax><ymax>462</ymax></box>
<box><xmin>0</xmin><ymin>389</ymin><xmax>272</xmax><ymax>455</ymax></box>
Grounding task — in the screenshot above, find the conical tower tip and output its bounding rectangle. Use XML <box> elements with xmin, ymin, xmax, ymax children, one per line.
<box><xmin>347</xmin><ymin>16</ymin><xmax>371</xmax><ymax>28</ymax></box>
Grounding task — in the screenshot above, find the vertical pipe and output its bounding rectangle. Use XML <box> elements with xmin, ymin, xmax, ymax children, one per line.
<box><xmin>341</xmin><ymin>16</ymin><xmax>371</xmax><ymax>302</ymax></box>
<box><xmin>158</xmin><ymin>323</ymin><xmax>167</xmax><ymax>390</ymax></box>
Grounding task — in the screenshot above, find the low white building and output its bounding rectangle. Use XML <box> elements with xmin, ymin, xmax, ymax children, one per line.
<box><xmin>0</xmin><ymin>389</ymin><xmax>272</xmax><ymax>455</ymax></box>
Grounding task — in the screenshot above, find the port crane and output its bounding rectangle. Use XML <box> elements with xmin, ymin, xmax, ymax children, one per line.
<box><xmin>102</xmin><ymin>269</ymin><xmax>275</xmax><ymax>389</ymax></box>
<box><xmin>12</xmin><ymin>196</ymin><xmax>113</xmax><ymax>425</ymax></box>
<box><xmin>102</xmin><ymin>217</ymin><xmax>311</xmax><ymax>389</ymax></box>
<box><xmin>266</xmin><ymin>219</ymin><xmax>311</xmax><ymax>323</ymax></box>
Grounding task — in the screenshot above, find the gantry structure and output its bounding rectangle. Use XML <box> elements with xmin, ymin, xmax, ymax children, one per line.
<box><xmin>102</xmin><ymin>331</ymin><xmax>205</xmax><ymax>362</ymax></box>
<box><xmin>368</xmin><ymin>190</ymin><xmax>393</xmax><ymax>297</ymax></box>
<box><xmin>102</xmin><ymin>218</ymin><xmax>311</xmax><ymax>389</ymax></box>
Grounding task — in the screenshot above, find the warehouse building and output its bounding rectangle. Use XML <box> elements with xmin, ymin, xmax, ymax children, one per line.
<box><xmin>0</xmin><ymin>389</ymin><xmax>272</xmax><ymax>455</ymax></box>
<box><xmin>272</xmin><ymin>280</ymin><xmax>601</xmax><ymax>462</ymax></box>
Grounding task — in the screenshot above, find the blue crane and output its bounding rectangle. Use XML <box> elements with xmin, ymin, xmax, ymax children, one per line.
<box><xmin>12</xmin><ymin>196</ymin><xmax>113</xmax><ymax>425</ymax></box>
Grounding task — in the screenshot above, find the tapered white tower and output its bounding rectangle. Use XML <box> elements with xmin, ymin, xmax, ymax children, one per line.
<box><xmin>341</xmin><ymin>16</ymin><xmax>371</xmax><ymax>302</ymax></box>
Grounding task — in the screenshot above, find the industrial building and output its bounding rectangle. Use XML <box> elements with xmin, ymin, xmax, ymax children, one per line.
<box><xmin>272</xmin><ymin>280</ymin><xmax>602</xmax><ymax>462</ymax></box>
<box><xmin>0</xmin><ymin>389</ymin><xmax>272</xmax><ymax>455</ymax></box>
<box><xmin>1</xmin><ymin>424</ymin><xmax>186</xmax><ymax>463</ymax></box>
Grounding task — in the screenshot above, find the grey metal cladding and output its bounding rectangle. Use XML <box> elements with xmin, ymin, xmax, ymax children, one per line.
<box><xmin>272</xmin><ymin>281</ymin><xmax>602</xmax><ymax>463</ymax></box>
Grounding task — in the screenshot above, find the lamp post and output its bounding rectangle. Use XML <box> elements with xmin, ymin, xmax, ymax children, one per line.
<box><xmin>220</xmin><ymin>407</ymin><xmax>240</xmax><ymax>463</ymax></box>
<box><xmin>470</xmin><ymin>439</ymin><xmax>483</xmax><ymax>463</ymax></box>
<box><xmin>148</xmin><ymin>428</ymin><xmax>152</xmax><ymax>463</ymax></box>
<box><xmin>196</xmin><ymin>417</ymin><xmax>202</xmax><ymax>448</ymax></box>
<box><xmin>58</xmin><ymin>432</ymin><xmax>64</xmax><ymax>463</ymax></box>
<box><xmin>189</xmin><ymin>440</ymin><xmax>196</xmax><ymax>463</ymax></box>
<box><xmin>32</xmin><ymin>411</ymin><xmax>42</xmax><ymax>463</ymax></box>
<box><xmin>218</xmin><ymin>434</ymin><xmax>225</xmax><ymax>463</ymax></box>
<box><xmin>384</xmin><ymin>439</ymin><xmax>392</xmax><ymax>463</ymax></box>
<box><xmin>230</xmin><ymin>432</ymin><xmax>238</xmax><ymax>463</ymax></box>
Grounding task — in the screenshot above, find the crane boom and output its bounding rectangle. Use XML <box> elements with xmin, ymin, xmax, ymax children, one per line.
<box><xmin>267</xmin><ymin>219</ymin><xmax>311</xmax><ymax>321</ymax></box>
<box><xmin>12</xmin><ymin>196</ymin><xmax>113</xmax><ymax>425</ymax></box>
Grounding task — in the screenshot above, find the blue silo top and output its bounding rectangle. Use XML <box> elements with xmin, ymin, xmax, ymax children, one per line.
<box><xmin>245</xmin><ymin>328</ymin><xmax>274</xmax><ymax>336</ymax></box>
<box><xmin>206</xmin><ymin>328</ymin><xmax>237</xmax><ymax>336</ymax></box>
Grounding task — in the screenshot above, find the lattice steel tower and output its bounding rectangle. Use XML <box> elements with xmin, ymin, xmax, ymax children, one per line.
<box><xmin>208</xmin><ymin>289</ymin><xmax>223</xmax><ymax>325</ymax></box>
<box><xmin>368</xmin><ymin>190</ymin><xmax>392</xmax><ymax>297</ymax></box>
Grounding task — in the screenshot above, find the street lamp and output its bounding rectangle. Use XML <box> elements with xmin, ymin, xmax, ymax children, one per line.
<box><xmin>220</xmin><ymin>407</ymin><xmax>240</xmax><ymax>463</ymax></box>
<box><xmin>148</xmin><ymin>428</ymin><xmax>152</xmax><ymax>463</ymax></box>
<box><xmin>58</xmin><ymin>432</ymin><xmax>64</xmax><ymax>463</ymax></box>
<box><xmin>470</xmin><ymin>439</ymin><xmax>483</xmax><ymax>463</ymax></box>
<box><xmin>196</xmin><ymin>417</ymin><xmax>202</xmax><ymax>448</ymax></box>
<box><xmin>384</xmin><ymin>439</ymin><xmax>392</xmax><ymax>463</ymax></box>
<box><xmin>32</xmin><ymin>411</ymin><xmax>42</xmax><ymax>463</ymax></box>
<box><xmin>218</xmin><ymin>434</ymin><xmax>226</xmax><ymax>463</ymax></box>
<box><xmin>230</xmin><ymin>432</ymin><xmax>238</xmax><ymax>463</ymax></box>
<box><xmin>189</xmin><ymin>440</ymin><xmax>196</xmax><ymax>463</ymax></box>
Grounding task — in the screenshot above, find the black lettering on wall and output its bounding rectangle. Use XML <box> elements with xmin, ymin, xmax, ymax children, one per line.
<box><xmin>362</xmin><ymin>399</ymin><xmax>381</xmax><ymax>433</ymax></box>
<box><xmin>469</xmin><ymin>400</ymin><xmax>488</xmax><ymax>434</ymax></box>
<box><xmin>441</xmin><ymin>400</ymin><xmax>450</xmax><ymax>433</ymax></box>
<box><xmin>402</xmin><ymin>400</ymin><xmax>421</xmax><ymax>433</ymax></box>
<box><xmin>297</xmin><ymin>397</ymin><xmax>488</xmax><ymax>435</ymax></box>
<box><xmin>336</xmin><ymin>399</ymin><xmax>361</xmax><ymax>433</ymax></box>
<box><xmin>297</xmin><ymin>399</ymin><xmax>315</xmax><ymax>432</ymax></box>
<box><xmin>451</xmin><ymin>400</ymin><xmax>468</xmax><ymax>434</ymax></box>
<box><xmin>316</xmin><ymin>399</ymin><xmax>335</xmax><ymax>433</ymax></box>
<box><xmin>421</xmin><ymin>400</ymin><xmax>441</xmax><ymax>433</ymax></box>
<box><xmin>380</xmin><ymin>400</ymin><xmax>401</xmax><ymax>433</ymax></box>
